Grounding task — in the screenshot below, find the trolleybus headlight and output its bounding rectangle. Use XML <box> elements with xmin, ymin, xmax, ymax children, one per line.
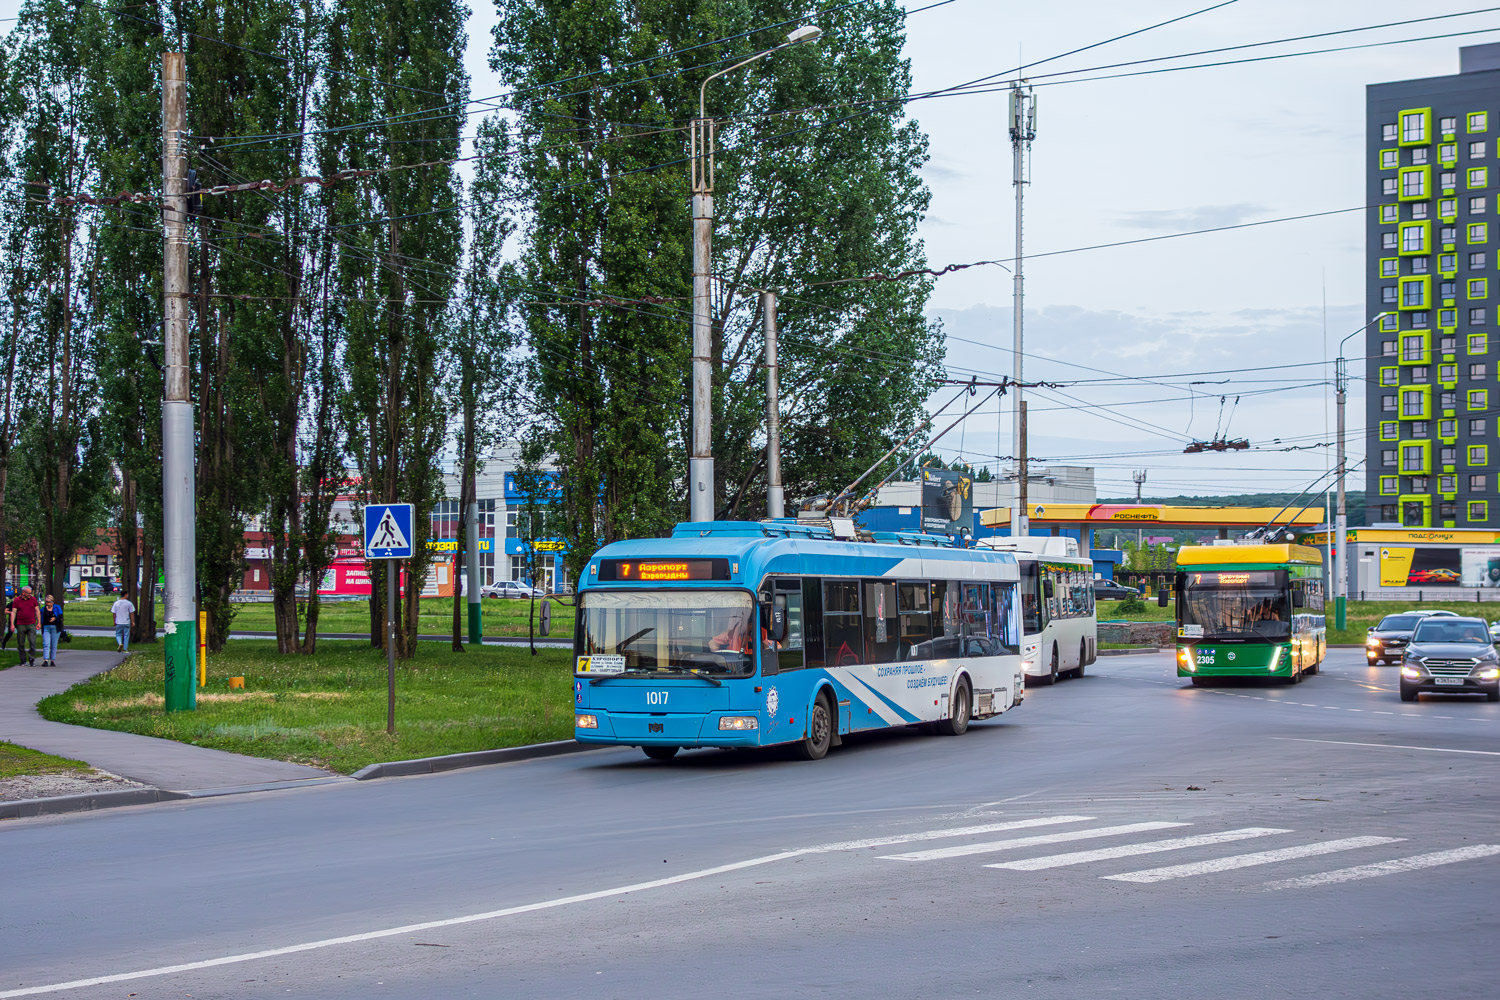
<box><xmin>718</xmin><ymin>716</ymin><xmax>759</xmax><ymax>731</ymax></box>
<box><xmin>575</xmin><ymin>714</ymin><xmax>599</xmax><ymax>729</ymax></box>
<box><xmin>1178</xmin><ymin>648</ymin><xmax>1195</xmax><ymax>672</ymax></box>
<box><xmin>1400</xmin><ymin>666</ymin><xmax>1421</xmax><ymax>680</ymax></box>
<box><xmin>1267</xmin><ymin>647</ymin><xmax>1283</xmax><ymax>672</ymax></box>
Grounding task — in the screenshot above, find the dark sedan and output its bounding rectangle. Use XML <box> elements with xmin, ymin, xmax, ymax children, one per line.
<box><xmin>1366</xmin><ymin>612</ymin><xmax>1433</xmax><ymax>665</ymax></box>
<box><xmin>1094</xmin><ymin>580</ymin><xmax>1140</xmax><ymax>601</ymax></box>
<box><xmin>1399</xmin><ymin>616</ymin><xmax>1500</xmax><ymax>702</ymax></box>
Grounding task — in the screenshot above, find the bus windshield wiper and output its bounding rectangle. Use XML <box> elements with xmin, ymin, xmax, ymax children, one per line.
<box><xmin>615</xmin><ymin>627</ymin><xmax>655</xmax><ymax>656</ymax></box>
<box><xmin>682</xmin><ymin>669</ymin><xmax>723</xmax><ymax>686</ymax></box>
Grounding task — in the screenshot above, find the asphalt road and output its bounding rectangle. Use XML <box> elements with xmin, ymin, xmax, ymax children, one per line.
<box><xmin>3</xmin><ymin>648</ymin><xmax>1497</xmax><ymax>999</ymax></box>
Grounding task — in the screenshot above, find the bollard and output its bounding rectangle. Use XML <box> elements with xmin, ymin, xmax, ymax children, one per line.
<box><xmin>198</xmin><ymin>609</ymin><xmax>207</xmax><ymax>688</ymax></box>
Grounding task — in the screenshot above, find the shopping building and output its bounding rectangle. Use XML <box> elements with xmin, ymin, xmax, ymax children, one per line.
<box><xmin>1367</xmin><ymin>44</ymin><xmax>1500</xmax><ymax>527</ymax></box>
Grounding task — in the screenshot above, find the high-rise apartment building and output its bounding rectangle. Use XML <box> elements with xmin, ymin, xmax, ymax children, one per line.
<box><xmin>1366</xmin><ymin>44</ymin><xmax>1500</xmax><ymax>527</ymax></box>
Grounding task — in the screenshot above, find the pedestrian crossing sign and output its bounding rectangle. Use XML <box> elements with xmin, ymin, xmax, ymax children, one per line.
<box><xmin>364</xmin><ymin>503</ymin><xmax>415</xmax><ymax>559</ymax></box>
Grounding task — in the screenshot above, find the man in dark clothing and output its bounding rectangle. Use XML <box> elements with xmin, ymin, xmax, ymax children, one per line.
<box><xmin>0</xmin><ymin>593</ymin><xmax>12</xmax><ymax>650</ymax></box>
<box><xmin>10</xmin><ymin>586</ymin><xmax>39</xmax><ymax>666</ymax></box>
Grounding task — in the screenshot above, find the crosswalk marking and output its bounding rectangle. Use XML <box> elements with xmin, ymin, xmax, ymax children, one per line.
<box><xmin>985</xmin><ymin>827</ymin><xmax>1290</xmax><ymax>871</ymax></box>
<box><xmin>1104</xmin><ymin>836</ymin><xmax>1405</xmax><ymax>883</ymax></box>
<box><xmin>881</xmin><ymin>821</ymin><xmax>1189</xmax><ymax>862</ymax></box>
<box><xmin>1264</xmin><ymin>844</ymin><xmax>1500</xmax><ymax>890</ymax></box>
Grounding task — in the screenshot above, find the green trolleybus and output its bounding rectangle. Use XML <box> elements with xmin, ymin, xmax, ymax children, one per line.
<box><xmin>1173</xmin><ymin>543</ymin><xmax>1326</xmax><ymax>684</ymax></box>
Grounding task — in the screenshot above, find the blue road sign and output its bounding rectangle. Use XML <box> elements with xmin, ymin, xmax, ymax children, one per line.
<box><xmin>365</xmin><ymin>503</ymin><xmax>415</xmax><ymax>559</ymax></box>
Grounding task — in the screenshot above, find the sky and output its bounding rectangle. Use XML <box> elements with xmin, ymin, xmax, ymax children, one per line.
<box><xmin>1</xmin><ymin>0</ymin><xmax>1485</xmax><ymax>500</ymax></box>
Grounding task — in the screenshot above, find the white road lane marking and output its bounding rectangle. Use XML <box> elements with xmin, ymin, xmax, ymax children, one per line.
<box><xmin>986</xmin><ymin>828</ymin><xmax>1290</xmax><ymax>871</ymax></box>
<box><xmin>1272</xmin><ymin>737</ymin><xmax>1500</xmax><ymax>757</ymax></box>
<box><xmin>1104</xmin><ymin>836</ymin><xmax>1404</xmax><ymax>883</ymax></box>
<box><xmin>1264</xmin><ymin>844</ymin><xmax>1500</xmax><ymax>890</ymax></box>
<box><xmin>881</xmin><ymin>821</ymin><xmax>1189</xmax><ymax>862</ymax></box>
<box><xmin>0</xmin><ymin>817</ymin><xmax>1094</xmax><ymax>999</ymax></box>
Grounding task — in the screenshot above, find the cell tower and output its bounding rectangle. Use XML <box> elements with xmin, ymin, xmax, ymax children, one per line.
<box><xmin>1009</xmin><ymin>82</ymin><xmax>1036</xmax><ymax>537</ymax></box>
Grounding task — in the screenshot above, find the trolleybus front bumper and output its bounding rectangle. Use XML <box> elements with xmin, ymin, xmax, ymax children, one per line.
<box><xmin>1177</xmin><ymin>643</ymin><xmax>1294</xmax><ymax>678</ymax></box>
<box><xmin>575</xmin><ymin>711</ymin><xmax>765</xmax><ymax>748</ymax></box>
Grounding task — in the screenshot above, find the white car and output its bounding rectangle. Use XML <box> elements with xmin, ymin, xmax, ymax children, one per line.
<box><xmin>481</xmin><ymin>581</ymin><xmax>541</xmax><ymax>599</ymax></box>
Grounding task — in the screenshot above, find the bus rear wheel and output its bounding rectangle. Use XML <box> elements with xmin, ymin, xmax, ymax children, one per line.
<box><xmin>1072</xmin><ymin>639</ymin><xmax>1088</xmax><ymax>678</ymax></box>
<box><xmin>795</xmin><ymin>694</ymin><xmax>833</xmax><ymax>760</ymax></box>
<box><xmin>937</xmin><ymin>678</ymin><xmax>971</xmax><ymax>736</ymax></box>
<box><xmin>642</xmin><ymin>745</ymin><xmax>679</xmax><ymax>761</ymax></box>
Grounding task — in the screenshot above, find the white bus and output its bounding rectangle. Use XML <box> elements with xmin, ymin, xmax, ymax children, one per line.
<box><xmin>979</xmin><ymin>536</ymin><xmax>1098</xmax><ymax>685</ymax></box>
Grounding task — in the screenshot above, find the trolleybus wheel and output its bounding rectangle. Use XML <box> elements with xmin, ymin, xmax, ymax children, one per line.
<box><xmin>1190</xmin><ymin>677</ymin><xmax>1209</xmax><ymax>687</ymax></box>
<box><xmin>1041</xmin><ymin>646</ymin><xmax>1059</xmax><ymax>686</ymax></box>
<box><xmin>1073</xmin><ymin>639</ymin><xmax>1088</xmax><ymax>678</ymax></box>
<box><xmin>642</xmin><ymin>745</ymin><xmax>679</xmax><ymax>761</ymax></box>
<box><xmin>937</xmin><ymin>678</ymin><xmax>971</xmax><ymax>736</ymax></box>
<box><xmin>795</xmin><ymin>694</ymin><xmax>833</xmax><ymax>760</ymax></box>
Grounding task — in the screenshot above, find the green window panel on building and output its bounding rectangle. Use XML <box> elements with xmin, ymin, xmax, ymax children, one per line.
<box><xmin>1469</xmin><ymin>111</ymin><xmax>1489</xmax><ymax>133</ymax></box>
<box><xmin>1400</xmin><ymin>275</ymin><xmax>1432</xmax><ymax>309</ymax></box>
<box><xmin>1399</xmin><ymin>221</ymin><xmax>1430</xmax><ymax>254</ymax></box>
<box><xmin>1400</xmin><ymin>439</ymin><xmax>1433</xmax><ymax>474</ymax></box>
<box><xmin>1399</xmin><ymin>165</ymin><xmax>1431</xmax><ymax>200</ymax></box>
<box><xmin>1400</xmin><ymin>107</ymin><xmax>1433</xmax><ymax>144</ymax></box>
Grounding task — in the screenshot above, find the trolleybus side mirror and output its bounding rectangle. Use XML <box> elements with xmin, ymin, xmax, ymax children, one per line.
<box><xmin>766</xmin><ymin>594</ymin><xmax>788</xmax><ymax>644</ymax></box>
<box><xmin>1293</xmin><ymin>590</ymin><xmax>1306</xmax><ymax>608</ymax></box>
<box><xmin>540</xmin><ymin>599</ymin><xmax>552</xmax><ymax>636</ymax></box>
<box><xmin>1158</xmin><ymin>590</ymin><xmax>1170</xmax><ymax>608</ymax></box>
<box><xmin>1043</xmin><ymin>579</ymin><xmax>1054</xmax><ymax>599</ymax></box>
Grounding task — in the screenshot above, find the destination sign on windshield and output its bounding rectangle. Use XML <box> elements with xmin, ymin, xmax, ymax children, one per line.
<box><xmin>598</xmin><ymin>558</ymin><xmax>731</xmax><ymax>582</ymax></box>
<box><xmin>1188</xmin><ymin>571</ymin><xmax>1280</xmax><ymax>588</ymax></box>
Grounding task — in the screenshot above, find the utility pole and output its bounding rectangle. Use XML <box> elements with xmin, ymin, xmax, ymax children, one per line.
<box><xmin>1335</xmin><ymin>352</ymin><xmax>1349</xmax><ymax>630</ymax></box>
<box><xmin>1133</xmin><ymin>469</ymin><xmax>1148</xmax><ymax>552</ymax></box>
<box><xmin>762</xmin><ymin>290</ymin><xmax>785</xmax><ymax>519</ymax></box>
<box><xmin>1017</xmin><ymin>401</ymin><xmax>1028</xmax><ymax>535</ymax></box>
<box><xmin>689</xmin><ymin>129</ymin><xmax>715</xmax><ymax>522</ymax></box>
<box><xmin>1009</xmin><ymin>82</ymin><xmax>1036</xmax><ymax>538</ymax></box>
<box><xmin>161</xmin><ymin>52</ymin><xmax>196</xmax><ymax>712</ymax></box>
<box><xmin>465</xmin><ymin>496</ymin><xmax>482</xmax><ymax>645</ymax></box>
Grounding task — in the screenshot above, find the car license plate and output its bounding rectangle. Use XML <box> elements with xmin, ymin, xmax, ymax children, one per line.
<box><xmin>1433</xmin><ymin>676</ymin><xmax>1465</xmax><ymax>686</ymax></box>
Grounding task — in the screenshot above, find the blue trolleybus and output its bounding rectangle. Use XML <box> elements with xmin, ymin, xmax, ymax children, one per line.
<box><xmin>573</xmin><ymin>519</ymin><xmax>1026</xmax><ymax>761</ymax></box>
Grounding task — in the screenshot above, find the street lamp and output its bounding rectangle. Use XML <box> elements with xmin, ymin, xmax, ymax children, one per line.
<box><xmin>688</xmin><ymin>24</ymin><xmax>822</xmax><ymax>522</ymax></box>
<box><xmin>1334</xmin><ymin>311</ymin><xmax>1392</xmax><ymax>628</ymax></box>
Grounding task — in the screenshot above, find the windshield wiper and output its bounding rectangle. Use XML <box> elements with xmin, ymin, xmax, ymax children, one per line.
<box><xmin>615</xmin><ymin>626</ymin><xmax>655</xmax><ymax>656</ymax></box>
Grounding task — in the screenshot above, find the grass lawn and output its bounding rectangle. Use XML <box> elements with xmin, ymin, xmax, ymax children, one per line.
<box><xmin>0</xmin><ymin>741</ymin><xmax>91</xmax><ymax>780</ymax></box>
<box><xmin>1096</xmin><ymin>599</ymin><xmax>1174</xmax><ymax>622</ymax></box>
<box><xmin>38</xmin><ymin>639</ymin><xmax>578</xmax><ymax>774</ymax></box>
<box><xmin>60</xmin><ymin>595</ymin><xmax>575</xmax><ymax>640</ymax></box>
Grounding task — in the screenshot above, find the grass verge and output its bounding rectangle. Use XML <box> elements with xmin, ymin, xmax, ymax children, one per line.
<box><xmin>0</xmin><ymin>741</ymin><xmax>91</xmax><ymax>780</ymax></box>
<box><xmin>38</xmin><ymin>639</ymin><xmax>577</xmax><ymax>774</ymax></box>
<box><xmin>60</xmin><ymin>595</ymin><xmax>575</xmax><ymax>640</ymax></box>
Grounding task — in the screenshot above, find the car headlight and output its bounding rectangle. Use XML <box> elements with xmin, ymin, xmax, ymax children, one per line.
<box><xmin>718</xmin><ymin>716</ymin><xmax>759</xmax><ymax>731</ymax></box>
<box><xmin>1367</xmin><ymin>636</ymin><xmax>1380</xmax><ymax>647</ymax></box>
<box><xmin>1478</xmin><ymin>667</ymin><xmax>1500</xmax><ymax>680</ymax></box>
<box><xmin>1401</xmin><ymin>666</ymin><xmax>1421</xmax><ymax>679</ymax></box>
<box><xmin>575</xmin><ymin>714</ymin><xmax>598</xmax><ymax>729</ymax></box>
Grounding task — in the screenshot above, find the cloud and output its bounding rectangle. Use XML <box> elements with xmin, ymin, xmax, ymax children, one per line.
<box><xmin>1114</xmin><ymin>202</ymin><xmax>1270</xmax><ymax>232</ymax></box>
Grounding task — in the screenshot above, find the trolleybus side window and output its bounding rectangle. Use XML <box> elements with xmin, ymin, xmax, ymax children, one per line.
<box><xmin>765</xmin><ymin>578</ymin><xmax>804</xmax><ymax>675</ymax></box>
<box><xmin>898</xmin><ymin>581</ymin><xmax>933</xmax><ymax>657</ymax></box>
<box><xmin>992</xmin><ymin>583</ymin><xmax>1021</xmax><ymax>655</ymax></box>
<box><xmin>1018</xmin><ymin>562</ymin><xmax>1043</xmax><ymax>635</ymax></box>
<box><xmin>801</xmin><ymin>577</ymin><xmax>825</xmax><ymax>669</ymax></box>
<box><xmin>960</xmin><ymin>583</ymin><xmax>994</xmax><ymax>655</ymax></box>
<box><xmin>863</xmin><ymin>581</ymin><xmax>900</xmax><ymax>663</ymax></box>
<box><xmin>824</xmin><ymin>580</ymin><xmax>864</xmax><ymax>666</ymax></box>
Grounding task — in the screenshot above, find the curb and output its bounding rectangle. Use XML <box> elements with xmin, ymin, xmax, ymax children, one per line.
<box><xmin>350</xmin><ymin>739</ymin><xmax>599</xmax><ymax>780</ymax></box>
<box><xmin>1098</xmin><ymin>647</ymin><xmax>1166</xmax><ymax>656</ymax></box>
<box><xmin>0</xmin><ymin>787</ymin><xmax>190</xmax><ymax>820</ymax></box>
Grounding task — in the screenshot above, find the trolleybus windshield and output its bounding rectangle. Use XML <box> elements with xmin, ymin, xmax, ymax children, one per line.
<box><xmin>578</xmin><ymin>591</ymin><xmax>757</xmax><ymax>677</ymax></box>
<box><xmin>1179</xmin><ymin>570</ymin><xmax>1290</xmax><ymax>640</ymax></box>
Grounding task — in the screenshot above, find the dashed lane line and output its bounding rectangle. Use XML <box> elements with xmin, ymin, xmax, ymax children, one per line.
<box><xmin>1104</xmin><ymin>836</ymin><xmax>1405</xmax><ymax>883</ymax></box>
<box><xmin>986</xmin><ymin>828</ymin><xmax>1290</xmax><ymax>871</ymax></box>
<box><xmin>1264</xmin><ymin>845</ymin><xmax>1500</xmax><ymax>890</ymax></box>
<box><xmin>881</xmin><ymin>821</ymin><xmax>1189</xmax><ymax>862</ymax></box>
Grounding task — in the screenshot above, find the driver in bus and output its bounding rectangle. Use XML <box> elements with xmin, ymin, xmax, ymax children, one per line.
<box><xmin>709</xmin><ymin>618</ymin><xmax>752</xmax><ymax>654</ymax></box>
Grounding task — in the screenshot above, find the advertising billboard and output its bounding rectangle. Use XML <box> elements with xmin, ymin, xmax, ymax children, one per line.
<box><xmin>920</xmin><ymin>468</ymin><xmax>973</xmax><ymax>535</ymax></box>
<box><xmin>1379</xmin><ymin>546</ymin><xmax>1463</xmax><ymax>587</ymax></box>
<box><xmin>1461</xmin><ymin>547</ymin><xmax>1500</xmax><ymax>588</ymax></box>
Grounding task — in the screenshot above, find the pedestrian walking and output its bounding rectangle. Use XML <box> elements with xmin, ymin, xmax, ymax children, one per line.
<box><xmin>110</xmin><ymin>593</ymin><xmax>137</xmax><ymax>653</ymax></box>
<box><xmin>10</xmin><ymin>585</ymin><xmax>39</xmax><ymax>666</ymax></box>
<box><xmin>40</xmin><ymin>594</ymin><xmax>62</xmax><ymax>667</ymax></box>
<box><xmin>0</xmin><ymin>591</ymin><xmax>13</xmax><ymax>650</ymax></box>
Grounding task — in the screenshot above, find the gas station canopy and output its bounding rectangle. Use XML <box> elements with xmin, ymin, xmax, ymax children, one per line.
<box><xmin>980</xmin><ymin>503</ymin><xmax>1327</xmax><ymax>529</ymax></box>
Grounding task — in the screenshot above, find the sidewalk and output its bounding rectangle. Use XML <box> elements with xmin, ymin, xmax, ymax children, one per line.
<box><xmin>0</xmin><ymin>649</ymin><xmax>330</xmax><ymax>792</ymax></box>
